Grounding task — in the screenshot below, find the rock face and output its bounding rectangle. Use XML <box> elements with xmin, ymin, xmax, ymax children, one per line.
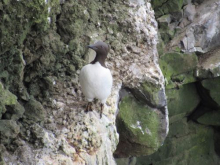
<box><xmin>135</xmin><ymin>0</ymin><xmax>220</xmax><ymax>164</ymax></box>
<box><xmin>137</xmin><ymin>119</ymin><xmax>220</xmax><ymax>165</ymax></box>
<box><xmin>115</xmin><ymin>91</ymin><xmax>167</xmax><ymax>157</ymax></box>
<box><xmin>0</xmin><ymin>0</ymin><xmax>168</xmax><ymax>164</ymax></box>
<box><xmin>3</xmin><ymin>0</ymin><xmax>220</xmax><ymax>164</ymax></box>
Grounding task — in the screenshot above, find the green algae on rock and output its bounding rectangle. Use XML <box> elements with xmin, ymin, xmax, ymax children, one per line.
<box><xmin>129</xmin><ymin>81</ymin><xmax>166</xmax><ymax>109</ymax></box>
<box><xmin>143</xmin><ymin>0</ymin><xmax>220</xmax><ymax>164</ymax></box>
<box><xmin>0</xmin><ymin>0</ymin><xmax>52</xmax><ymax>54</ymax></box>
<box><xmin>0</xmin><ymin>120</ymin><xmax>20</xmax><ymax>145</ymax></box>
<box><xmin>142</xmin><ymin>81</ymin><xmax>166</xmax><ymax>108</ymax></box>
<box><xmin>159</xmin><ymin>52</ymin><xmax>198</xmax><ymax>88</ymax></box>
<box><xmin>166</xmin><ymin>83</ymin><xmax>200</xmax><ymax>120</ymax></box>
<box><xmin>197</xmin><ymin>110</ymin><xmax>220</xmax><ymax>126</ymax></box>
<box><xmin>151</xmin><ymin>0</ymin><xmax>184</xmax><ymax>18</ymax></box>
<box><xmin>200</xmin><ymin>77</ymin><xmax>220</xmax><ymax>107</ymax></box>
<box><xmin>0</xmin><ymin>82</ymin><xmax>17</xmax><ymax>118</ymax></box>
<box><xmin>136</xmin><ymin>119</ymin><xmax>220</xmax><ymax>165</ymax></box>
<box><xmin>115</xmin><ymin>94</ymin><xmax>166</xmax><ymax>157</ymax></box>
<box><xmin>116</xmin><ymin>157</ymin><xmax>136</xmax><ymax>165</ymax></box>
<box><xmin>24</xmin><ymin>98</ymin><xmax>46</xmax><ymax>124</ymax></box>
<box><xmin>0</xmin><ymin>0</ymin><xmax>167</xmax><ymax>164</ymax></box>
<box><xmin>0</xmin><ymin>83</ymin><xmax>17</xmax><ymax>106</ymax></box>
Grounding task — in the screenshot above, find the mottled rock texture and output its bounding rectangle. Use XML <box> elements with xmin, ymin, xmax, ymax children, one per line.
<box><xmin>115</xmin><ymin>92</ymin><xmax>167</xmax><ymax>157</ymax></box>
<box><xmin>0</xmin><ymin>0</ymin><xmax>168</xmax><ymax>164</ymax></box>
<box><xmin>137</xmin><ymin>119</ymin><xmax>220</xmax><ymax>165</ymax></box>
<box><xmin>135</xmin><ymin>0</ymin><xmax>220</xmax><ymax>164</ymax></box>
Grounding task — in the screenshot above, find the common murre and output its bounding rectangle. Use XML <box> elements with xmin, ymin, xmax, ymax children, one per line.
<box><xmin>79</xmin><ymin>41</ymin><xmax>113</xmax><ymax>118</ymax></box>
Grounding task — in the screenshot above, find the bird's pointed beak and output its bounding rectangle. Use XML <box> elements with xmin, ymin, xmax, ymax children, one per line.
<box><xmin>87</xmin><ymin>44</ymin><xmax>97</xmax><ymax>51</ymax></box>
<box><xmin>87</xmin><ymin>45</ymin><xmax>93</xmax><ymax>49</ymax></box>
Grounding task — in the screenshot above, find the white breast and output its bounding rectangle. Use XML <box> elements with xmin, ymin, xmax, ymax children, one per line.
<box><xmin>79</xmin><ymin>62</ymin><xmax>113</xmax><ymax>103</ymax></box>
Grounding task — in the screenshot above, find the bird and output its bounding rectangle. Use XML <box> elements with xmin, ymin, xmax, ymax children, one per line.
<box><xmin>79</xmin><ymin>41</ymin><xmax>113</xmax><ymax>118</ymax></box>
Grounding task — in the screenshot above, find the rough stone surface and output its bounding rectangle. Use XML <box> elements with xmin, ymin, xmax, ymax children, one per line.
<box><xmin>168</xmin><ymin>0</ymin><xmax>220</xmax><ymax>53</ymax></box>
<box><xmin>0</xmin><ymin>0</ymin><xmax>167</xmax><ymax>164</ymax></box>
<box><xmin>197</xmin><ymin>110</ymin><xmax>220</xmax><ymax>126</ymax></box>
<box><xmin>3</xmin><ymin>0</ymin><xmax>220</xmax><ymax>164</ymax></box>
<box><xmin>154</xmin><ymin>0</ymin><xmax>220</xmax><ymax>81</ymax></box>
<box><xmin>0</xmin><ymin>120</ymin><xmax>20</xmax><ymax>145</ymax></box>
<box><xmin>159</xmin><ymin>52</ymin><xmax>198</xmax><ymax>88</ymax></box>
<box><xmin>166</xmin><ymin>83</ymin><xmax>200</xmax><ymax>119</ymax></box>
<box><xmin>23</xmin><ymin>98</ymin><xmax>47</xmax><ymax>124</ymax></box>
<box><xmin>136</xmin><ymin>119</ymin><xmax>220</xmax><ymax>165</ymax></box>
<box><xmin>115</xmin><ymin>93</ymin><xmax>168</xmax><ymax>157</ymax></box>
<box><xmin>116</xmin><ymin>157</ymin><xmax>137</xmax><ymax>165</ymax></box>
<box><xmin>196</xmin><ymin>46</ymin><xmax>220</xmax><ymax>79</ymax></box>
<box><xmin>151</xmin><ymin>0</ymin><xmax>184</xmax><ymax>18</ymax></box>
<box><xmin>134</xmin><ymin>0</ymin><xmax>220</xmax><ymax>164</ymax></box>
<box><xmin>0</xmin><ymin>82</ymin><xmax>17</xmax><ymax>118</ymax></box>
<box><xmin>200</xmin><ymin>77</ymin><xmax>220</xmax><ymax>106</ymax></box>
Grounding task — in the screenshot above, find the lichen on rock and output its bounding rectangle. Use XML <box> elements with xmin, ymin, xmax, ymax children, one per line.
<box><xmin>159</xmin><ymin>52</ymin><xmax>198</xmax><ymax>88</ymax></box>
<box><xmin>0</xmin><ymin>82</ymin><xmax>17</xmax><ymax>118</ymax></box>
<box><xmin>137</xmin><ymin>119</ymin><xmax>220</xmax><ymax>165</ymax></box>
<box><xmin>135</xmin><ymin>0</ymin><xmax>220</xmax><ymax>164</ymax></box>
<box><xmin>115</xmin><ymin>94</ymin><xmax>167</xmax><ymax>157</ymax></box>
<box><xmin>0</xmin><ymin>0</ymin><xmax>169</xmax><ymax>164</ymax></box>
<box><xmin>166</xmin><ymin>83</ymin><xmax>200</xmax><ymax>119</ymax></box>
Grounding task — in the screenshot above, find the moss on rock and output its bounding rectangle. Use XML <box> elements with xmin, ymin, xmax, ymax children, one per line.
<box><xmin>136</xmin><ymin>119</ymin><xmax>220</xmax><ymax>165</ymax></box>
<box><xmin>0</xmin><ymin>120</ymin><xmax>20</xmax><ymax>145</ymax></box>
<box><xmin>151</xmin><ymin>0</ymin><xmax>184</xmax><ymax>18</ymax></box>
<box><xmin>10</xmin><ymin>102</ymin><xmax>25</xmax><ymax>121</ymax></box>
<box><xmin>0</xmin><ymin>48</ymin><xmax>25</xmax><ymax>94</ymax></box>
<box><xmin>0</xmin><ymin>154</ymin><xmax>6</xmax><ymax>165</ymax></box>
<box><xmin>128</xmin><ymin>81</ymin><xmax>166</xmax><ymax>109</ymax></box>
<box><xmin>115</xmin><ymin>157</ymin><xmax>136</xmax><ymax>165</ymax></box>
<box><xmin>200</xmin><ymin>77</ymin><xmax>220</xmax><ymax>106</ymax></box>
<box><xmin>142</xmin><ymin>82</ymin><xmax>166</xmax><ymax>108</ymax></box>
<box><xmin>159</xmin><ymin>52</ymin><xmax>198</xmax><ymax>88</ymax></box>
<box><xmin>115</xmin><ymin>94</ymin><xmax>165</xmax><ymax>157</ymax></box>
<box><xmin>0</xmin><ymin>82</ymin><xmax>17</xmax><ymax>118</ymax></box>
<box><xmin>197</xmin><ymin>110</ymin><xmax>220</xmax><ymax>126</ymax></box>
<box><xmin>0</xmin><ymin>0</ymin><xmax>51</xmax><ymax>54</ymax></box>
<box><xmin>166</xmin><ymin>83</ymin><xmax>200</xmax><ymax>120</ymax></box>
<box><xmin>120</xmin><ymin>96</ymin><xmax>160</xmax><ymax>146</ymax></box>
<box><xmin>24</xmin><ymin>98</ymin><xmax>46</xmax><ymax>124</ymax></box>
<box><xmin>0</xmin><ymin>83</ymin><xmax>17</xmax><ymax>106</ymax></box>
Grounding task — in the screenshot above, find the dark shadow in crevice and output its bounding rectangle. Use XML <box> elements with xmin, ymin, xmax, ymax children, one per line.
<box><xmin>187</xmin><ymin>80</ymin><xmax>220</xmax><ymax>121</ymax></box>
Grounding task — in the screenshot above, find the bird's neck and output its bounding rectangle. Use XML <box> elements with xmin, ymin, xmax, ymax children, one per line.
<box><xmin>91</xmin><ymin>53</ymin><xmax>107</xmax><ymax>68</ymax></box>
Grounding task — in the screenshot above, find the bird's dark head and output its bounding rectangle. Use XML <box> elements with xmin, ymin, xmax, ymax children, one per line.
<box><xmin>88</xmin><ymin>41</ymin><xmax>109</xmax><ymax>56</ymax></box>
<box><xmin>88</xmin><ymin>41</ymin><xmax>110</xmax><ymax>67</ymax></box>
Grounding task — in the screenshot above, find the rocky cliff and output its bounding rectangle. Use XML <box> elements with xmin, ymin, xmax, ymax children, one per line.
<box><xmin>0</xmin><ymin>0</ymin><xmax>168</xmax><ymax>164</ymax></box>
<box><xmin>1</xmin><ymin>0</ymin><xmax>220</xmax><ymax>165</ymax></box>
<box><xmin>135</xmin><ymin>0</ymin><xmax>220</xmax><ymax>165</ymax></box>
